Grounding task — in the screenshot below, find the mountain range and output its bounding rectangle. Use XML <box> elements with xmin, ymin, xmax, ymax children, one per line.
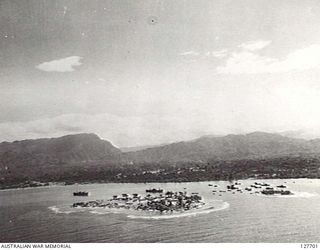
<box><xmin>1</xmin><ymin>131</ymin><xmax>320</xmax><ymax>185</ymax></box>
<box><xmin>2</xmin><ymin>131</ymin><xmax>320</xmax><ymax>165</ymax></box>
<box><xmin>125</xmin><ymin>132</ymin><xmax>320</xmax><ymax>162</ymax></box>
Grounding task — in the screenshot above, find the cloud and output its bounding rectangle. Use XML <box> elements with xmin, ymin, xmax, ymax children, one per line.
<box><xmin>216</xmin><ymin>44</ymin><xmax>320</xmax><ymax>74</ymax></box>
<box><xmin>180</xmin><ymin>49</ymin><xmax>230</xmax><ymax>59</ymax></box>
<box><xmin>3</xmin><ymin>79</ymin><xmax>320</xmax><ymax>146</ymax></box>
<box><xmin>0</xmin><ymin>112</ymin><xmax>228</xmax><ymax>147</ymax></box>
<box><xmin>0</xmin><ymin>116</ymin><xmax>244</xmax><ymax>146</ymax></box>
<box><xmin>36</xmin><ymin>56</ymin><xmax>83</xmax><ymax>72</ymax></box>
<box><xmin>180</xmin><ymin>51</ymin><xmax>200</xmax><ymax>56</ymax></box>
<box><xmin>54</xmin><ymin>123</ymin><xmax>83</xmax><ymax>133</ymax></box>
<box><xmin>238</xmin><ymin>40</ymin><xmax>271</xmax><ymax>51</ymax></box>
<box><xmin>206</xmin><ymin>49</ymin><xmax>228</xmax><ymax>58</ymax></box>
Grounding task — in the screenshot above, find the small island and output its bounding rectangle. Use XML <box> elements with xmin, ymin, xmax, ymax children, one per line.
<box><xmin>72</xmin><ymin>190</ymin><xmax>205</xmax><ymax>214</ymax></box>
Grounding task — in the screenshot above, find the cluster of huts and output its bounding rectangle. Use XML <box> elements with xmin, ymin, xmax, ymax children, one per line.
<box><xmin>72</xmin><ymin>190</ymin><xmax>205</xmax><ymax>213</ymax></box>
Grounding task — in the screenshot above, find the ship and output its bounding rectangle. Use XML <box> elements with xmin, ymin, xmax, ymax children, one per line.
<box><xmin>146</xmin><ymin>188</ymin><xmax>163</xmax><ymax>193</ymax></box>
<box><xmin>73</xmin><ymin>191</ymin><xmax>89</xmax><ymax>196</ymax></box>
<box><xmin>261</xmin><ymin>189</ymin><xmax>292</xmax><ymax>195</ymax></box>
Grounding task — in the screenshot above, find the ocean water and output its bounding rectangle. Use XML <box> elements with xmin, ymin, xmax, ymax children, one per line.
<box><xmin>1</xmin><ymin>179</ymin><xmax>320</xmax><ymax>243</ymax></box>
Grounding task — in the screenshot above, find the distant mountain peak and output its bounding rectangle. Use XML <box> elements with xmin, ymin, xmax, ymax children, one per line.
<box><xmin>245</xmin><ymin>131</ymin><xmax>283</xmax><ymax>137</ymax></box>
<box><xmin>3</xmin><ymin>131</ymin><xmax>320</xmax><ymax>184</ymax></box>
<box><xmin>0</xmin><ymin>133</ymin><xmax>121</xmax><ymax>171</ymax></box>
<box><xmin>50</xmin><ymin>133</ymin><xmax>101</xmax><ymax>140</ymax></box>
<box><xmin>126</xmin><ymin>131</ymin><xmax>314</xmax><ymax>163</ymax></box>
<box><xmin>63</xmin><ymin>132</ymin><xmax>99</xmax><ymax>137</ymax></box>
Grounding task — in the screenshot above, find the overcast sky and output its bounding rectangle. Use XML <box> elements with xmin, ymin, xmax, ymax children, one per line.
<box><xmin>2</xmin><ymin>0</ymin><xmax>320</xmax><ymax>147</ymax></box>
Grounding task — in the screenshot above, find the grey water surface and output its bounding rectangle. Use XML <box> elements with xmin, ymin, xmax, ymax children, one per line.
<box><xmin>1</xmin><ymin>179</ymin><xmax>320</xmax><ymax>243</ymax></box>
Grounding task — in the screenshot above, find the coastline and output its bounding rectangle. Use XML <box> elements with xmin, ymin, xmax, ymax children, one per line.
<box><xmin>0</xmin><ymin>177</ymin><xmax>314</xmax><ymax>192</ymax></box>
<box><xmin>0</xmin><ymin>183</ymin><xmax>66</xmax><ymax>192</ymax></box>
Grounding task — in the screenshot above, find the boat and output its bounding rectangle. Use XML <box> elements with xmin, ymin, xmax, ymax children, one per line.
<box><xmin>146</xmin><ymin>188</ymin><xmax>163</xmax><ymax>193</ymax></box>
<box><xmin>280</xmin><ymin>190</ymin><xmax>292</xmax><ymax>195</ymax></box>
<box><xmin>260</xmin><ymin>183</ymin><xmax>270</xmax><ymax>186</ymax></box>
<box><xmin>73</xmin><ymin>191</ymin><xmax>89</xmax><ymax>196</ymax></box>
<box><xmin>261</xmin><ymin>189</ymin><xmax>292</xmax><ymax>195</ymax></box>
<box><xmin>276</xmin><ymin>185</ymin><xmax>287</xmax><ymax>188</ymax></box>
<box><xmin>227</xmin><ymin>185</ymin><xmax>237</xmax><ymax>190</ymax></box>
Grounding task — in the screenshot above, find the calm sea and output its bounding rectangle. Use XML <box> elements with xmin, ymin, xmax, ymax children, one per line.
<box><xmin>1</xmin><ymin>179</ymin><xmax>320</xmax><ymax>243</ymax></box>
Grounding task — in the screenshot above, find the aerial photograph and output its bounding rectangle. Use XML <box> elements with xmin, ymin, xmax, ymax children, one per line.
<box><xmin>1</xmin><ymin>0</ymin><xmax>320</xmax><ymax>245</ymax></box>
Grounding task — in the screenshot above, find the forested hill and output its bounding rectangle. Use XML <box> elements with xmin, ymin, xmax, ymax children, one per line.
<box><xmin>2</xmin><ymin>132</ymin><xmax>320</xmax><ymax>188</ymax></box>
<box><xmin>125</xmin><ymin>132</ymin><xmax>316</xmax><ymax>162</ymax></box>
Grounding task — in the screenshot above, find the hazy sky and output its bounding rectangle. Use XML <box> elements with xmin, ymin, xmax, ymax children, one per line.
<box><xmin>2</xmin><ymin>0</ymin><xmax>320</xmax><ymax>147</ymax></box>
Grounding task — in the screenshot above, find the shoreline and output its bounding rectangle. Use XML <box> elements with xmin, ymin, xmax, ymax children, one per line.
<box><xmin>0</xmin><ymin>183</ymin><xmax>66</xmax><ymax>192</ymax></box>
<box><xmin>0</xmin><ymin>177</ymin><xmax>315</xmax><ymax>192</ymax></box>
<box><xmin>49</xmin><ymin>198</ymin><xmax>230</xmax><ymax>220</ymax></box>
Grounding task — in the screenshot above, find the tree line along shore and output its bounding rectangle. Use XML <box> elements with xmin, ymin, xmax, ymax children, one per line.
<box><xmin>1</xmin><ymin>156</ymin><xmax>320</xmax><ymax>190</ymax></box>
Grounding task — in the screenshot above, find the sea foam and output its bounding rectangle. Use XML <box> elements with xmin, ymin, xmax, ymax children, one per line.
<box><xmin>48</xmin><ymin>205</ymin><xmax>78</xmax><ymax>214</ymax></box>
<box><xmin>48</xmin><ymin>200</ymin><xmax>230</xmax><ymax>219</ymax></box>
<box><xmin>127</xmin><ymin>201</ymin><xmax>230</xmax><ymax>220</ymax></box>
